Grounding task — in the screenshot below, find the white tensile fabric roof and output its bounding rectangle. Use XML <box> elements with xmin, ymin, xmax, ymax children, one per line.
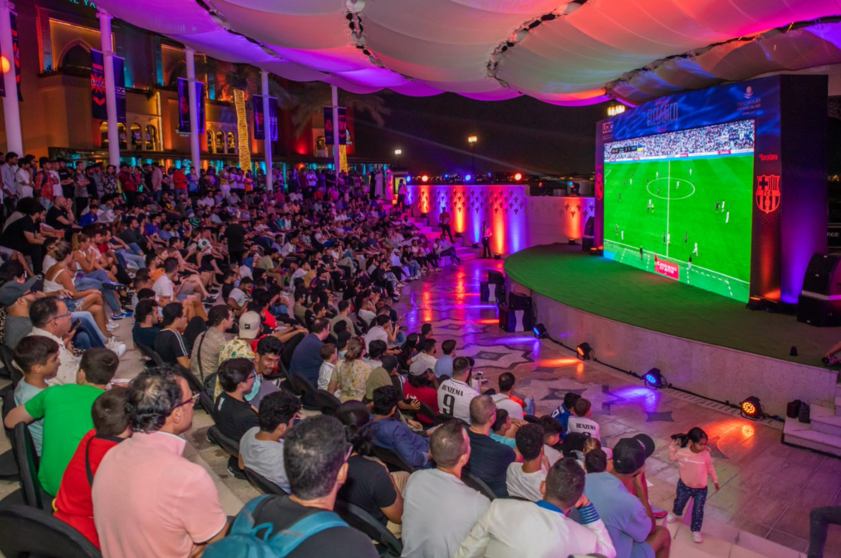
<box><xmin>96</xmin><ymin>0</ymin><xmax>841</xmax><ymax>106</ymax></box>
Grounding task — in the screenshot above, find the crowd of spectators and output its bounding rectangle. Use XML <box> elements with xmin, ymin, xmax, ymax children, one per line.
<box><xmin>605</xmin><ymin>120</ymin><xmax>755</xmax><ymax>162</ymax></box>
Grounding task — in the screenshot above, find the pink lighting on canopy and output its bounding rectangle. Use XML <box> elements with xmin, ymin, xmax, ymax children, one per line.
<box><xmin>95</xmin><ymin>0</ymin><xmax>841</xmax><ymax>106</ymax></box>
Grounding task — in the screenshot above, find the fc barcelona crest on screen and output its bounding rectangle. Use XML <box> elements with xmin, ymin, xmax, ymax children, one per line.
<box><xmin>755</xmin><ymin>174</ymin><xmax>781</xmax><ymax>214</ymax></box>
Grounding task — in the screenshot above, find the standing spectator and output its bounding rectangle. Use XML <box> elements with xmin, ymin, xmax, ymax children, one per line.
<box><xmin>117</xmin><ymin>163</ymin><xmax>137</xmax><ymax>207</ymax></box>
<box><xmin>4</xmin><ymin>348</ymin><xmax>118</xmax><ymax>496</ymax></box>
<box><xmin>481</xmin><ymin>220</ymin><xmax>492</xmax><ymax>258</ymax></box>
<box><xmin>438</xmin><ymin>356</ymin><xmax>480</xmax><ymax>422</ymax></box>
<box><xmin>240</xmin><ymin>415</ymin><xmax>378</xmax><ymax>557</ymax></box>
<box><xmin>456</xmin><ymin>458</ymin><xmax>616</xmax><ymax>558</ymax></box>
<box><xmin>93</xmin><ymin>367</ymin><xmax>229</xmax><ymax>558</ymax></box>
<box><xmin>667</xmin><ymin>428</ymin><xmax>719</xmax><ymax>543</ymax></box>
<box><xmin>439</xmin><ymin>208</ymin><xmax>455</xmax><ymax>242</ymax></box>
<box><xmin>238</xmin><ymin>390</ymin><xmax>301</xmax><ymax>494</ymax></box>
<box><xmin>464</xmin><ymin>395</ymin><xmax>516</xmax><ymax>498</ymax></box>
<box><xmin>16</xmin><ymin>156</ymin><xmax>34</xmax><ymax>198</ymax></box>
<box><xmin>1</xmin><ymin>151</ymin><xmax>19</xmax><ymax>200</ymax></box>
<box><xmin>73</xmin><ymin>161</ymin><xmax>90</xmax><ymax>216</ymax></box>
<box><xmin>369</xmin><ymin>385</ymin><xmax>430</xmax><ymax>470</ymax></box>
<box><xmin>53</xmin><ymin>388</ymin><xmax>130</xmax><ymax>550</ymax></box>
<box><xmin>402</xmin><ymin>420</ymin><xmax>490</xmax><ymax>558</ymax></box>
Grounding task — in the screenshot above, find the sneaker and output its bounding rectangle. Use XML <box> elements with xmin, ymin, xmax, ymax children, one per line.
<box><xmin>103</xmin><ymin>282</ymin><xmax>127</xmax><ymax>290</ymax></box>
<box><xmin>111</xmin><ymin>311</ymin><xmax>133</xmax><ymax>320</ymax></box>
<box><xmin>106</xmin><ymin>322</ymin><xmax>119</xmax><ymax>331</ymax></box>
<box><xmin>651</xmin><ymin>507</ymin><xmax>668</xmax><ymax>519</ymax></box>
<box><xmin>692</xmin><ymin>532</ymin><xmax>703</xmax><ymax>544</ymax></box>
<box><xmin>666</xmin><ymin>512</ymin><xmax>677</xmax><ymax>523</ymax></box>
<box><xmin>106</xmin><ymin>338</ymin><xmax>127</xmax><ymax>358</ymax></box>
<box><xmin>204</xmin><ymin>295</ymin><xmax>218</xmax><ymax>304</ymax></box>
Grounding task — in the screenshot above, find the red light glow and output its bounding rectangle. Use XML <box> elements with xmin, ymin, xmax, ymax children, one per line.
<box><xmin>421</xmin><ymin>175</ymin><xmax>429</xmax><ymax>183</ymax></box>
<box><xmin>514</xmin><ymin>173</ymin><xmax>522</xmax><ymax>181</ymax></box>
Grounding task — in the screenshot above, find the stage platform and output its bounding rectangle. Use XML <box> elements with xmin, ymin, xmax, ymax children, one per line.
<box><xmin>504</xmin><ymin>244</ymin><xmax>840</xmax><ymax>419</ymax></box>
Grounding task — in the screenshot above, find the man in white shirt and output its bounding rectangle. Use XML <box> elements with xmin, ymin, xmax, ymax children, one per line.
<box><xmin>15</xmin><ymin>157</ymin><xmax>33</xmax><ymax>199</ymax></box>
<box><xmin>506</xmin><ymin>424</ymin><xmax>547</xmax><ymax>502</ymax></box>
<box><xmin>402</xmin><ymin>420</ymin><xmax>490</xmax><ymax>558</ymax></box>
<box><xmin>438</xmin><ymin>356</ymin><xmax>479</xmax><ymax>423</ymax></box>
<box><xmin>1</xmin><ymin>152</ymin><xmax>19</xmax><ymax>200</ymax></box>
<box><xmin>456</xmin><ymin>457</ymin><xmax>616</xmax><ymax>558</ymax></box>
<box><xmin>27</xmin><ymin>298</ymin><xmax>81</xmax><ymax>386</ymax></box>
<box><xmin>409</xmin><ymin>338</ymin><xmax>437</xmax><ymax>376</ymax></box>
<box><xmin>491</xmin><ymin>372</ymin><xmax>529</xmax><ymax>421</ymax></box>
<box><xmin>152</xmin><ymin>257</ymin><xmax>179</xmax><ymax>303</ymax></box>
<box><xmin>567</xmin><ymin>397</ymin><xmax>601</xmax><ymax>441</ymax></box>
<box><xmin>364</xmin><ymin>314</ymin><xmax>390</xmax><ymax>352</ymax></box>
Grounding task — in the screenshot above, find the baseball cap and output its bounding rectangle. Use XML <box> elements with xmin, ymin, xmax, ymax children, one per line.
<box><xmin>238</xmin><ymin>311</ymin><xmax>262</xmax><ymax>339</ymax></box>
<box><xmin>612</xmin><ymin>433</ymin><xmax>655</xmax><ymax>475</ymax></box>
<box><xmin>0</xmin><ymin>277</ymin><xmax>41</xmax><ymax>307</ymax></box>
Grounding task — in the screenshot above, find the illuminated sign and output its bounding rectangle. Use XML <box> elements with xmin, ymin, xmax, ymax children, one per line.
<box><xmin>755</xmin><ymin>174</ymin><xmax>781</xmax><ymax>214</ymax></box>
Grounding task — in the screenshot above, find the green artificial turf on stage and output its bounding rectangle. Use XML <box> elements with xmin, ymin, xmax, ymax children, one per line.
<box><xmin>603</xmin><ymin>154</ymin><xmax>754</xmax><ymax>301</ymax></box>
<box><xmin>504</xmin><ymin>244</ymin><xmax>840</xmax><ymax>366</ymax></box>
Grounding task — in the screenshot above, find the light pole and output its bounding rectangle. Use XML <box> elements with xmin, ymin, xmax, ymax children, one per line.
<box><xmin>468</xmin><ymin>135</ymin><xmax>478</xmax><ymax>177</ymax></box>
<box><xmin>394</xmin><ymin>148</ymin><xmax>402</xmax><ymax>168</ymax></box>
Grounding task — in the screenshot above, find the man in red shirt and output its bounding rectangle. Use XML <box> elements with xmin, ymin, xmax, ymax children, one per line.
<box><xmin>172</xmin><ymin>167</ymin><xmax>188</xmax><ymax>192</ymax></box>
<box><xmin>53</xmin><ymin>387</ymin><xmax>130</xmax><ymax>549</ymax></box>
<box><xmin>117</xmin><ymin>163</ymin><xmax>137</xmax><ymax>207</ymax></box>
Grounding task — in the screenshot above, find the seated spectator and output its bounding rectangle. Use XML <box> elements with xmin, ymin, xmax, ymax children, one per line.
<box><xmin>329</xmin><ymin>299</ymin><xmax>357</xmax><ymax>336</ymax></box>
<box><xmin>457</xmin><ymin>458</ymin><xmax>616</xmax><ymax>558</ymax></box>
<box><xmin>132</xmin><ymin>298</ymin><xmax>161</xmax><ymax>350</ymax></box>
<box><xmin>585</xmin><ymin>448</ymin><xmax>610</xmax><ymax>474</ymax></box>
<box><xmin>434</xmin><ymin>339</ymin><xmax>456</xmax><ymax>379</ymax></box>
<box><xmin>317</xmin><ymin>342</ymin><xmax>338</xmax><ymax>391</ymax></box>
<box><xmin>539</xmin><ymin>415</ymin><xmax>564</xmax><ymax>465</ymax></box>
<box><xmin>248</xmin><ymin>335</ymin><xmax>284</xmax><ymax>409</ymax></box>
<box><xmin>289</xmin><ymin>317</ymin><xmax>329</xmax><ymax>389</ymax></box>
<box><xmin>243</xmin><ymin>415</ymin><xmax>378</xmax><ymax>557</ymax></box>
<box><xmin>328</xmin><ymin>338</ymin><xmax>372</xmax><ymax>403</ymax></box>
<box><xmin>93</xmin><ymin>367</ymin><xmax>229</xmax><ymax>558</ymax></box>
<box><xmin>155</xmin><ymin>302</ymin><xmax>191</xmax><ymax>369</ymax></box>
<box><xmin>491</xmin><ymin>372</ymin><xmax>534</xmax><ymax>420</ymax></box>
<box><xmin>12</xmin><ymin>335</ymin><xmax>60</xmax><ymax>455</ymax></box>
<box><xmin>404</xmin><ymin>365</ymin><xmax>439</xmax><ymax>425</ymax></box>
<box><xmin>238</xmin><ymin>390</ymin><xmax>301</xmax><ymax>494</ymax></box>
<box><xmin>190</xmin><ymin>304</ymin><xmax>233</xmax><ymax>384</ymax></box>
<box><xmin>5</xmin><ymin>347</ymin><xmax>118</xmax><ymax>496</ymax></box>
<box><xmin>365</xmin><ymin>353</ymin><xmax>402</xmax><ymax>401</ymax></box>
<box><xmin>26</xmin><ymin>296</ymin><xmax>81</xmax><ymax>385</ymax></box>
<box><xmin>336</xmin><ymin>401</ymin><xmax>404</xmax><ymax>526</ymax></box>
<box><xmin>409</xmin><ymin>338</ymin><xmax>437</xmax><ymax>376</ymax></box>
<box><xmin>578</xmin><ymin>434</ymin><xmax>671</xmax><ymax>558</ymax></box>
<box><xmin>402</xmin><ymin>420</ymin><xmax>490</xmax><ymax>558</ymax></box>
<box><xmin>567</xmin><ymin>397</ymin><xmax>601</xmax><ymax>440</ymax></box>
<box><xmin>438</xmin><ymin>356</ymin><xmax>480</xmax><ymax>423</ymax></box>
<box><xmin>418</xmin><ymin>323</ymin><xmax>434</xmax><ymax>345</ymax></box>
<box><xmin>550</xmin><ymin>392</ymin><xmax>581</xmax><ymax>433</ymax></box>
<box><xmin>363</xmin><ymin>339</ymin><xmax>387</xmax><ymax>371</ymax></box>
<box><xmin>465</xmin><ymin>395</ymin><xmax>516</xmax><ymax>498</ymax></box>
<box><xmin>54</xmin><ymin>387</ymin><xmax>130</xmax><ymax>549</ymax></box>
<box><xmin>370</xmin><ymin>385</ymin><xmax>430</xmax><ymax>469</ymax></box>
<box><xmin>217</xmin><ymin>311</ymin><xmax>259</xmax><ymax>377</ymax></box>
<box><xmin>215</xmin><ymin>358</ymin><xmax>259</xmax><ymax>442</ymax></box>
<box><xmin>506</xmin><ymin>423</ymin><xmax>547</xmax><ymax>502</ymax></box>
<box><xmin>489</xmin><ymin>409</ymin><xmax>517</xmax><ymax>450</ymax></box>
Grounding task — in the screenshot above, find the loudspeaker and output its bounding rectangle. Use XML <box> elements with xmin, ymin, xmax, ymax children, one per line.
<box><xmin>480</xmin><ymin>281</ymin><xmax>501</xmax><ymax>303</ymax></box>
<box><xmin>801</xmin><ymin>253</ymin><xmax>841</xmax><ymax>295</ymax></box>
<box><xmin>498</xmin><ymin>304</ymin><xmax>534</xmax><ymax>333</ymax></box>
<box><xmin>508</xmin><ymin>292</ymin><xmax>532</xmax><ymax>311</ymax></box>
<box><xmin>582</xmin><ymin>237</ymin><xmax>594</xmax><ymax>251</ymax></box>
<box><xmin>499</xmin><ymin>304</ymin><xmax>514</xmax><ymax>332</ymax></box>
<box><xmin>799</xmin><ymin>402</ymin><xmax>811</xmax><ymax>424</ymax></box>
<box><xmin>488</xmin><ymin>270</ymin><xmax>505</xmax><ymax>285</ymax></box>
<box><xmin>796</xmin><ymin>295</ymin><xmax>841</xmax><ymax>327</ymax></box>
<box><xmin>786</xmin><ymin>400</ymin><xmax>802</xmax><ymax>419</ymax></box>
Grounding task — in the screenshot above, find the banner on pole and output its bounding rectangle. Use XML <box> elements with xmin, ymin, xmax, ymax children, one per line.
<box><xmin>324</xmin><ymin>106</ymin><xmax>347</xmax><ymax>145</ymax></box>
<box><xmin>253</xmin><ymin>94</ymin><xmax>265</xmax><ymax>140</ymax></box>
<box><xmin>11</xmin><ymin>12</ymin><xmax>20</xmax><ymax>101</ymax></box>
<box><xmin>178</xmin><ymin>78</ymin><xmax>205</xmax><ymax>134</ymax></box>
<box><xmin>90</xmin><ymin>49</ymin><xmax>107</xmax><ymax>120</ymax></box>
<box><xmin>114</xmin><ymin>55</ymin><xmax>126</xmax><ymax>124</ymax></box>
<box><xmin>269</xmin><ymin>97</ymin><xmax>278</xmax><ymax>141</ymax></box>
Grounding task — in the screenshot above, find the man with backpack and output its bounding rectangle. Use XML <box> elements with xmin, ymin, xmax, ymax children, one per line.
<box><xmin>206</xmin><ymin>415</ymin><xmax>378</xmax><ymax>558</ymax></box>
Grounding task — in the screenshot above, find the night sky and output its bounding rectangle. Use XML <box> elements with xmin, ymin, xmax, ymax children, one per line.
<box><xmin>356</xmin><ymin>92</ymin><xmax>606</xmax><ymax>177</ymax></box>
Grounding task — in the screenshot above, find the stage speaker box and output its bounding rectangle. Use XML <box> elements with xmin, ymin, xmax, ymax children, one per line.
<box><xmin>480</xmin><ymin>281</ymin><xmax>502</xmax><ymax>303</ymax></box>
<box><xmin>799</xmin><ymin>402</ymin><xmax>811</xmax><ymax>424</ymax></box>
<box><xmin>508</xmin><ymin>292</ymin><xmax>532</xmax><ymax>311</ymax></box>
<box><xmin>796</xmin><ymin>295</ymin><xmax>841</xmax><ymax>327</ymax></box>
<box><xmin>488</xmin><ymin>270</ymin><xmax>505</xmax><ymax>285</ymax></box>
<box><xmin>801</xmin><ymin>254</ymin><xmax>841</xmax><ymax>295</ymax></box>
<box><xmin>498</xmin><ymin>304</ymin><xmax>534</xmax><ymax>333</ymax></box>
<box><xmin>786</xmin><ymin>400</ymin><xmax>802</xmax><ymax>419</ymax></box>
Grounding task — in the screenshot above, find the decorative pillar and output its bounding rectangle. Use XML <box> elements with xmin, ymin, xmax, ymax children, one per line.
<box><xmin>331</xmin><ymin>85</ymin><xmax>340</xmax><ymax>172</ymax></box>
<box><xmin>261</xmin><ymin>70</ymin><xmax>273</xmax><ymax>191</ymax></box>
<box><xmin>185</xmin><ymin>47</ymin><xmax>201</xmax><ymax>175</ymax></box>
<box><xmin>97</xmin><ymin>9</ymin><xmax>120</xmax><ymax>166</ymax></box>
<box><xmin>0</xmin><ymin>1</ymin><xmax>21</xmax><ymax>154</ymax></box>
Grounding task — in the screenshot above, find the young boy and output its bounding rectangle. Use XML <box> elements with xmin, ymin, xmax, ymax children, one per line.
<box><xmin>317</xmin><ymin>342</ymin><xmax>338</xmax><ymax>391</ymax></box>
<box><xmin>53</xmin><ymin>387</ymin><xmax>130</xmax><ymax>549</ymax></box>
<box><xmin>539</xmin><ymin>415</ymin><xmax>564</xmax><ymax>465</ymax></box>
<box><xmin>505</xmin><ymin>423</ymin><xmax>548</xmax><ymax>502</ymax></box>
<box><xmin>566</xmin><ymin>398</ymin><xmax>601</xmax><ymax>441</ymax></box>
<box><xmin>13</xmin><ymin>336</ymin><xmax>61</xmax><ymax>455</ymax></box>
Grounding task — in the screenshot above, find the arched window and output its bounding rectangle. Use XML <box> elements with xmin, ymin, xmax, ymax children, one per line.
<box><xmin>100</xmin><ymin>121</ymin><xmax>109</xmax><ymax>147</ymax></box>
<box><xmin>167</xmin><ymin>60</ymin><xmax>187</xmax><ymax>88</ymax></box>
<box><xmin>130</xmin><ymin>124</ymin><xmax>142</xmax><ymax>151</ymax></box>
<box><xmin>117</xmin><ymin>123</ymin><xmax>127</xmax><ymax>150</ymax></box>
<box><xmin>215</xmin><ymin>132</ymin><xmax>224</xmax><ymax>153</ymax></box>
<box><xmin>206</xmin><ymin>130</ymin><xmax>215</xmax><ymax>154</ymax></box>
<box><xmin>146</xmin><ymin>125</ymin><xmax>158</xmax><ymax>151</ymax></box>
<box><xmin>59</xmin><ymin>42</ymin><xmax>91</xmax><ymax>72</ymax></box>
<box><xmin>226</xmin><ymin>132</ymin><xmax>236</xmax><ymax>153</ymax></box>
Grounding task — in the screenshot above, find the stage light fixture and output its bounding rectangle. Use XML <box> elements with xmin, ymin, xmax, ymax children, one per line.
<box><xmin>576</xmin><ymin>342</ymin><xmax>592</xmax><ymax>361</ymax></box>
<box><xmin>533</xmin><ymin>323</ymin><xmax>547</xmax><ymax>339</ymax></box>
<box><xmin>421</xmin><ymin>175</ymin><xmax>429</xmax><ymax>183</ymax></box>
<box><xmin>740</xmin><ymin>396</ymin><xmax>763</xmax><ymax>419</ymax></box>
<box><xmin>644</xmin><ymin>368</ymin><xmax>666</xmax><ymax>389</ymax></box>
<box><xmin>514</xmin><ymin>173</ymin><xmax>523</xmax><ymax>181</ymax></box>
<box><xmin>465</xmin><ymin>174</ymin><xmax>472</xmax><ymax>182</ymax></box>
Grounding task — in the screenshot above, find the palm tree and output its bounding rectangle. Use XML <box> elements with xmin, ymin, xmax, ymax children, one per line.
<box><xmin>207</xmin><ymin>60</ymin><xmax>292</xmax><ymax>170</ymax></box>
<box><xmin>291</xmin><ymin>83</ymin><xmax>391</xmax><ymax>170</ymax></box>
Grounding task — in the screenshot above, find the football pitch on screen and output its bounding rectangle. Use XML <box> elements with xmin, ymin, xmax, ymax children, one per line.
<box><xmin>603</xmin><ymin>154</ymin><xmax>753</xmax><ymax>301</ymax></box>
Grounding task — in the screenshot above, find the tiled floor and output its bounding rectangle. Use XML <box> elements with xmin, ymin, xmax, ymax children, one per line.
<box><xmin>1</xmin><ymin>256</ymin><xmax>839</xmax><ymax>557</ymax></box>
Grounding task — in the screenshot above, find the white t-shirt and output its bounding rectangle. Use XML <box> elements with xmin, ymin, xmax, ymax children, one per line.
<box><xmin>506</xmin><ymin>462</ymin><xmax>547</xmax><ymax>502</ymax></box>
<box><xmin>152</xmin><ymin>274</ymin><xmax>174</xmax><ymax>301</ymax></box>
<box><xmin>228</xmin><ymin>287</ymin><xmax>248</xmax><ymax>308</ymax></box>
<box><xmin>409</xmin><ymin>352</ymin><xmax>438</xmax><ymax>376</ymax></box>
<box><xmin>401</xmin><ymin>468</ymin><xmax>490</xmax><ymax>558</ymax></box>
<box><xmin>567</xmin><ymin>416</ymin><xmax>601</xmax><ymax>440</ymax></box>
<box><xmin>491</xmin><ymin>394</ymin><xmax>524</xmax><ymax>421</ymax></box>
<box><xmin>544</xmin><ymin>444</ymin><xmax>563</xmax><ymax>466</ymax></box>
<box><xmin>437</xmin><ymin>378</ymin><xmax>479</xmax><ymax>424</ymax></box>
<box><xmin>238</xmin><ymin>427</ymin><xmax>290</xmax><ymax>493</ymax></box>
<box><xmin>364</xmin><ymin>325</ymin><xmax>388</xmax><ymax>352</ymax></box>
<box><xmin>318</xmin><ymin>361</ymin><xmax>335</xmax><ymax>391</ymax></box>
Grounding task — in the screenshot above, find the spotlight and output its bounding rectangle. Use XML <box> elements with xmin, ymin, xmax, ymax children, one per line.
<box><xmin>421</xmin><ymin>175</ymin><xmax>429</xmax><ymax>183</ymax></box>
<box><xmin>576</xmin><ymin>342</ymin><xmax>592</xmax><ymax>361</ymax></box>
<box><xmin>533</xmin><ymin>323</ymin><xmax>547</xmax><ymax>339</ymax></box>
<box><xmin>740</xmin><ymin>396</ymin><xmax>763</xmax><ymax>419</ymax></box>
<box><xmin>514</xmin><ymin>172</ymin><xmax>522</xmax><ymax>181</ymax></box>
<box><xmin>465</xmin><ymin>174</ymin><xmax>472</xmax><ymax>182</ymax></box>
<box><xmin>643</xmin><ymin>368</ymin><xmax>666</xmax><ymax>389</ymax></box>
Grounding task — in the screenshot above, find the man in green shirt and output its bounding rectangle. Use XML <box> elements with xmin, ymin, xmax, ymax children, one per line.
<box><xmin>4</xmin><ymin>347</ymin><xmax>119</xmax><ymax>496</ymax></box>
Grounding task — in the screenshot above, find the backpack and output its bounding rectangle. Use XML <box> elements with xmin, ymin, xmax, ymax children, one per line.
<box><xmin>204</xmin><ymin>495</ymin><xmax>348</xmax><ymax>558</ymax></box>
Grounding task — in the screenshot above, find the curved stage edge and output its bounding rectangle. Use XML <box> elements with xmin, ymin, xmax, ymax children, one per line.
<box><xmin>504</xmin><ymin>244</ymin><xmax>839</xmax><ymax>416</ymax></box>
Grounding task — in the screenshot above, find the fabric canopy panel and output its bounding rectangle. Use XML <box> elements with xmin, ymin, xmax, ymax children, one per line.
<box><xmin>96</xmin><ymin>0</ymin><xmax>841</xmax><ymax>106</ymax></box>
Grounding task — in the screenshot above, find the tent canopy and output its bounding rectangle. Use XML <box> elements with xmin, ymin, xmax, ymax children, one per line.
<box><xmin>97</xmin><ymin>0</ymin><xmax>841</xmax><ymax>105</ymax></box>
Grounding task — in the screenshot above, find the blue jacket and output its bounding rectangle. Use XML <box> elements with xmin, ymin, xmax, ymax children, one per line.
<box><xmin>370</xmin><ymin>417</ymin><xmax>429</xmax><ymax>469</ymax></box>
